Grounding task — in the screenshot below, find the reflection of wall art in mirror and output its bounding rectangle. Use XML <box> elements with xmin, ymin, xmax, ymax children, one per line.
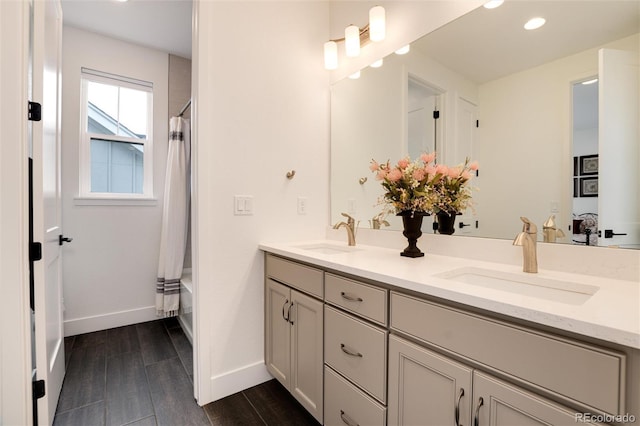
<box><xmin>573</xmin><ymin>178</ymin><xmax>579</xmax><ymax>198</ymax></box>
<box><xmin>573</xmin><ymin>157</ymin><xmax>579</xmax><ymax>177</ymax></box>
<box><xmin>579</xmin><ymin>177</ymin><xmax>598</xmax><ymax>197</ymax></box>
<box><xmin>579</xmin><ymin>155</ymin><xmax>599</xmax><ymax>175</ymax></box>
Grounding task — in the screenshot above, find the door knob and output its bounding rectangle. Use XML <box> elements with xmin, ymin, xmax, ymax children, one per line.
<box><xmin>58</xmin><ymin>235</ymin><xmax>73</xmax><ymax>245</ymax></box>
<box><xmin>604</xmin><ymin>229</ymin><xmax>627</xmax><ymax>238</ymax></box>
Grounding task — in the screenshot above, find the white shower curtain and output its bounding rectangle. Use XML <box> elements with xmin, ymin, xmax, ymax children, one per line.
<box><xmin>156</xmin><ymin>116</ymin><xmax>191</xmax><ymax>317</ymax></box>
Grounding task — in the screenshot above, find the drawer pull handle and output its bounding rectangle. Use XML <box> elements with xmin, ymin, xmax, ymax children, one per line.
<box><xmin>455</xmin><ymin>388</ymin><xmax>464</xmax><ymax>426</ymax></box>
<box><xmin>341</xmin><ymin>292</ymin><xmax>363</xmax><ymax>302</ymax></box>
<box><xmin>281</xmin><ymin>299</ymin><xmax>289</xmax><ymax>322</ymax></box>
<box><xmin>473</xmin><ymin>397</ymin><xmax>483</xmax><ymax>426</ymax></box>
<box><xmin>340</xmin><ymin>343</ymin><xmax>363</xmax><ymax>358</ymax></box>
<box><xmin>340</xmin><ymin>410</ymin><xmax>359</xmax><ymax>426</ymax></box>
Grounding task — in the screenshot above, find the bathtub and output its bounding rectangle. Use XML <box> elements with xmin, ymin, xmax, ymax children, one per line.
<box><xmin>178</xmin><ymin>269</ymin><xmax>193</xmax><ymax>344</ymax></box>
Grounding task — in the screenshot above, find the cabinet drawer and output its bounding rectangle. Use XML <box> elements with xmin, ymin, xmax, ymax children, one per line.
<box><xmin>325</xmin><ymin>273</ymin><xmax>387</xmax><ymax>325</ymax></box>
<box><xmin>325</xmin><ymin>306</ymin><xmax>387</xmax><ymax>402</ymax></box>
<box><xmin>265</xmin><ymin>254</ymin><xmax>323</xmax><ymax>298</ymax></box>
<box><xmin>390</xmin><ymin>292</ymin><xmax>625</xmax><ymax>415</ymax></box>
<box><xmin>324</xmin><ymin>366</ymin><xmax>386</xmax><ymax>426</ymax></box>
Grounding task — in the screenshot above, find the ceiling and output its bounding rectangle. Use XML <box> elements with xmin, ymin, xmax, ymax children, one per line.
<box><xmin>61</xmin><ymin>0</ymin><xmax>192</xmax><ymax>59</ymax></box>
<box><xmin>414</xmin><ymin>0</ymin><xmax>640</xmax><ymax>84</ymax></box>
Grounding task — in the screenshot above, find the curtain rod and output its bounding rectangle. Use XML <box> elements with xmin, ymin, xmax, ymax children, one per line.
<box><xmin>177</xmin><ymin>99</ymin><xmax>191</xmax><ymax>117</ymax></box>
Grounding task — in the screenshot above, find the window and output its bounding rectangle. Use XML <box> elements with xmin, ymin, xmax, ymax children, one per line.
<box><xmin>79</xmin><ymin>68</ymin><xmax>154</xmax><ymax>200</ymax></box>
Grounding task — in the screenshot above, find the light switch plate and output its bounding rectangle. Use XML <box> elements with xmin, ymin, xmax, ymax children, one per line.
<box><xmin>234</xmin><ymin>195</ymin><xmax>253</xmax><ymax>215</ymax></box>
<box><xmin>297</xmin><ymin>197</ymin><xmax>308</xmax><ymax>215</ymax></box>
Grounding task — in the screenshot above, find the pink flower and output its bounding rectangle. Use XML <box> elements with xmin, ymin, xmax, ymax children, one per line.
<box><xmin>420</xmin><ymin>152</ymin><xmax>436</xmax><ymax>164</ymax></box>
<box><xmin>469</xmin><ymin>161</ymin><xmax>479</xmax><ymax>171</ymax></box>
<box><xmin>425</xmin><ymin>165</ymin><xmax>436</xmax><ymax>176</ymax></box>
<box><xmin>370</xmin><ymin>160</ymin><xmax>380</xmax><ymax>172</ymax></box>
<box><xmin>376</xmin><ymin>170</ymin><xmax>387</xmax><ymax>180</ymax></box>
<box><xmin>435</xmin><ymin>164</ymin><xmax>448</xmax><ymax>176</ymax></box>
<box><xmin>387</xmin><ymin>169</ymin><xmax>403</xmax><ymax>182</ymax></box>
<box><xmin>461</xmin><ymin>170</ymin><xmax>472</xmax><ymax>180</ymax></box>
<box><xmin>413</xmin><ymin>169</ymin><xmax>425</xmax><ymax>181</ymax></box>
<box><xmin>448</xmin><ymin>167</ymin><xmax>461</xmax><ymax>178</ymax></box>
<box><xmin>397</xmin><ymin>158</ymin><xmax>410</xmax><ymax>169</ymax></box>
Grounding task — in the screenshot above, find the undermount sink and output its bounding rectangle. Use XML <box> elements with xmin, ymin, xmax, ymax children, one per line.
<box><xmin>436</xmin><ymin>267</ymin><xmax>599</xmax><ymax>305</ymax></box>
<box><xmin>295</xmin><ymin>243</ymin><xmax>359</xmax><ymax>255</ymax></box>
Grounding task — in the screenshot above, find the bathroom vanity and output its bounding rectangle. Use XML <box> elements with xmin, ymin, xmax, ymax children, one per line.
<box><xmin>261</xmin><ymin>240</ymin><xmax>639</xmax><ymax>426</ymax></box>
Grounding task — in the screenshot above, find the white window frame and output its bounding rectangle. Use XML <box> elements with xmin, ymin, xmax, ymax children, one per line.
<box><xmin>77</xmin><ymin>68</ymin><xmax>155</xmax><ymax>204</ymax></box>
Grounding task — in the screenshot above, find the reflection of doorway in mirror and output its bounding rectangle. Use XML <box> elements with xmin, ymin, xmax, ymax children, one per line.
<box><xmin>407</xmin><ymin>77</ymin><xmax>442</xmax><ymax>160</ymax></box>
<box><xmin>571</xmin><ymin>77</ymin><xmax>599</xmax><ymax>246</ymax></box>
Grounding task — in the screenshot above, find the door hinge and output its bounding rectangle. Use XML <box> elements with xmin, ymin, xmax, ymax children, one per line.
<box><xmin>30</xmin><ymin>242</ymin><xmax>42</xmax><ymax>262</ymax></box>
<box><xmin>433</xmin><ymin>110</ymin><xmax>440</xmax><ymax>119</ymax></box>
<box><xmin>33</xmin><ymin>380</ymin><xmax>46</xmax><ymax>400</ymax></box>
<box><xmin>28</xmin><ymin>102</ymin><xmax>42</xmax><ymax>122</ymax></box>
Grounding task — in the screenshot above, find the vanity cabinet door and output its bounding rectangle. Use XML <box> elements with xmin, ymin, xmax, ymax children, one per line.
<box><xmin>472</xmin><ymin>371</ymin><xmax>603</xmax><ymax>426</ymax></box>
<box><xmin>265</xmin><ymin>279</ymin><xmax>291</xmax><ymax>386</ymax></box>
<box><xmin>388</xmin><ymin>335</ymin><xmax>473</xmax><ymax>426</ymax></box>
<box><xmin>265</xmin><ymin>280</ymin><xmax>324</xmax><ymax>423</ymax></box>
<box><xmin>290</xmin><ymin>288</ymin><xmax>324</xmax><ymax>423</ymax></box>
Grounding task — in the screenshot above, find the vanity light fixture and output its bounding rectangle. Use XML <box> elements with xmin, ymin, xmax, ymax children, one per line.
<box><xmin>581</xmin><ymin>78</ymin><xmax>598</xmax><ymax>85</ymax></box>
<box><xmin>395</xmin><ymin>45</ymin><xmax>410</xmax><ymax>55</ymax></box>
<box><xmin>524</xmin><ymin>17</ymin><xmax>546</xmax><ymax>30</ymax></box>
<box><xmin>370</xmin><ymin>59</ymin><xmax>384</xmax><ymax>68</ymax></box>
<box><xmin>349</xmin><ymin>71</ymin><xmax>361</xmax><ymax>80</ymax></box>
<box><xmin>483</xmin><ymin>0</ymin><xmax>504</xmax><ymax>9</ymax></box>
<box><xmin>323</xmin><ymin>6</ymin><xmax>386</xmax><ymax>70</ymax></box>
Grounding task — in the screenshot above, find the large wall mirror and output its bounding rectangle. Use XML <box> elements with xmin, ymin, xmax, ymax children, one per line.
<box><xmin>331</xmin><ymin>0</ymin><xmax>639</xmax><ymax>249</ymax></box>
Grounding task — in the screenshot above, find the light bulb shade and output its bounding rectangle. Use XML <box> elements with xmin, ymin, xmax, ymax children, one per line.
<box><xmin>324</xmin><ymin>41</ymin><xmax>338</xmax><ymax>70</ymax></box>
<box><xmin>395</xmin><ymin>45</ymin><xmax>410</xmax><ymax>55</ymax></box>
<box><xmin>369</xmin><ymin>6</ymin><xmax>386</xmax><ymax>42</ymax></box>
<box><xmin>370</xmin><ymin>59</ymin><xmax>383</xmax><ymax>68</ymax></box>
<box><xmin>349</xmin><ymin>70</ymin><xmax>361</xmax><ymax>80</ymax></box>
<box><xmin>345</xmin><ymin>25</ymin><xmax>361</xmax><ymax>57</ymax></box>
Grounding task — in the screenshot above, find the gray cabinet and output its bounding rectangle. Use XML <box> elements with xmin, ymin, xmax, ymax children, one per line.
<box><xmin>265</xmin><ymin>259</ymin><xmax>324</xmax><ymax>423</ymax></box>
<box><xmin>388</xmin><ymin>335</ymin><xmax>472</xmax><ymax>426</ymax></box>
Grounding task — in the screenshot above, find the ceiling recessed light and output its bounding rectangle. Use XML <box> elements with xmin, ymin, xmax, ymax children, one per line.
<box><xmin>483</xmin><ymin>0</ymin><xmax>504</xmax><ymax>9</ymax></box>
<box><xmin>370</xmin><ymin>59</ymin><xmax>383</xmax><ymax>68</ymax></box>
<box><xmin>581</xmin><ymin>78</ymin><xmax>598</xmax><ymax>85</ymax></box>
<box><xmin>524</xmin><ymin>17</ymin><xmax>546</xmax><ymax>30</ymax></box>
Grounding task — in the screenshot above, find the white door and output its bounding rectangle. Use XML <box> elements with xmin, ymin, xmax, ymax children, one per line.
<box><xmin>455</xmin><ymin>97</ymin><xmax>478</xmax><ymax>235</ymax></box>
<box><xmin>32</xmin><ymin>0</ymin><xmax>65</xmax><ymax>423</ymax></box>
<box><xmin>598</xmin><ymin>48</ymin><xmax>640</xmax><ymax>248</ymax></box>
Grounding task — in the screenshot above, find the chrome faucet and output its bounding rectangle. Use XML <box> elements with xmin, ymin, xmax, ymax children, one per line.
<box><xmin>513</xmin><ymin>216</ymin><xmax>538</xmax><ymax>273</ymax></box>
<box><xmin>542</xmin><ymin>215</ymin><xmax>566</xmax><ymax>243</ymax></box>
<box><xmin>333</xmin><ymin>212</ymin><xmax>357</xmax><ymax>246</ymax></box>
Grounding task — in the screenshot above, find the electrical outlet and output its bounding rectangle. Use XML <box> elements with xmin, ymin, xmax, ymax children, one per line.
<box><xmin>348</xmin><ymin>198</ymin><xmax>356</xmax><ymax>214</ymax></box>
<box><xmin>297</xmin><ymin>197</ymin><xmax>308</xmax><ymax>215</ymax></box>
<box><xmin>550</xmin><ymin>201</ymin><xmax>559</xmax><ymax>213</ymax></box>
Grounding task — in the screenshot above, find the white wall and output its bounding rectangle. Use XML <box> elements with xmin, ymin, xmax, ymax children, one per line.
<box><xmin>193</xmin><ymin>1</ymin><xmax>331</xmax><ymax>404</ymax></box>
<box><xmin>476</xmin><ymin>34</ymin><xmax>639</xmax><ymax>241</ymax></box>
<box><xmin>61</xmin><ymin>26</ymin><xmax>169</xmax><ymax>335</ymax></box>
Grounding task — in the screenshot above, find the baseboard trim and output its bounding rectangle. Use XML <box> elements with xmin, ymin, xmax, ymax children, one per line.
<box><xmin>206</xmin><ymin>361</ymin><xmax>272</xmax><ymax>404</ymax></box>
<box><xmin>64</xmin><ymin>305</ymin><xmax>157</xmax><ymax>336</ymax></box>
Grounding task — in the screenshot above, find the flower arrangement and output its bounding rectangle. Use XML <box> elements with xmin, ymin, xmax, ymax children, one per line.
<box><xmin>370</xmin><ymin>152</ymin><xmax>478</xmax><ymax>216</ymax></box>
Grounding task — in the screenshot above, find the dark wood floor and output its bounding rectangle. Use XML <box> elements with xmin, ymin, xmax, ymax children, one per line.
<box><xmin>54</xmin><ymin>318</ymin><xmax>319</xmax><ymax>426</ymax></box>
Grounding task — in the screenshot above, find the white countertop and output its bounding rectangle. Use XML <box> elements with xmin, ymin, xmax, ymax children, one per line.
<box><xmin>259</xmin><ymin>240</ymin><xmax>640</xmax><ymax>350</ymax></box>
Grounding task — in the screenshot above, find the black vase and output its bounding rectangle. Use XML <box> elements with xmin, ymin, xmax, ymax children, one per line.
<box><xmin>398</xmin><ymin>211</ymin><xmax>427</xmax><ymax>258</ymax></box>
<box><xmin>436</xmin><ymin>211</ymin><xmax>458</xmax><ymax>235</ymax></box>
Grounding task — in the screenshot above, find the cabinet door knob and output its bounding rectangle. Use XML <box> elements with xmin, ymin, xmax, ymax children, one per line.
<box><xmin>340</xmin><ymin>410</ymin><xmax>359</xmax><ymax>426</ymax></box>
<box><xmin>473</xmin><ymin>397</ymin><xmax>484</xmax><ymax>426</ymax></box>
<box><xmin>455</xmin><ymin>388</ymin><xmax>465</xmax><ymax>426</ymax></box>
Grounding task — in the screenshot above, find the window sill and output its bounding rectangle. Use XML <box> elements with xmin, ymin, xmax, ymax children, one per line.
<box><xmin>74</xmin><ymin>196</ymin><xmax>158</xmax><ymax>206</ymax></box>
